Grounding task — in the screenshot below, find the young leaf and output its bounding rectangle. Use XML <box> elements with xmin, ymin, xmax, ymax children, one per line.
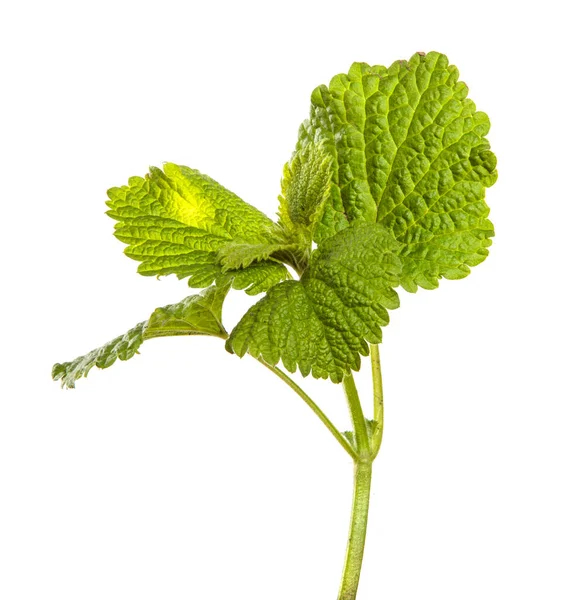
<box><xmin>106</xmin><ymin>163</ymin><xmax>288</xmax><ymax>294</ymax></box>
<box><xmin>278</xmin><ymin>142</ymin><xmax>334</xmax><ymax>245</ymax></box>
<box><xmin>143</xmin><ymin>284</ymin><xmax>229</xmax><ymax>339</ymax></box>
<box><xmin>226</xmin><ymin>223</ymin><xmax>402</xmax><ymax>383</ymax></box>
<box><xmin>52</xmin><ymin>285</ymin><xmax>229</xmax><ymax>389</ymax></box>
<box><xmin>217</xmin><ymin>241</ymin><xmax>298</xmax><ymax>272</ymax></box>
<box><xmin>52</xmin><ymin>323</ymin><xmax>146</xmax><ymax>390</ymax></box>
<box><xmin>224</xmin><ymin>261</ymin><xmax>292</xmax><ymax>296</ymax></box>
<box><xmin>295</xmin><ymin>51</ymin><xmax>497</xmax><ymax>291</ymax></box>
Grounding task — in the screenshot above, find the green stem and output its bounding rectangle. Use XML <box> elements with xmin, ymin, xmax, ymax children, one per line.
<box><xmin>370</xmin><ymin>344</ymin><xmax>384</xmax><ymax>458</ymax></box>
<box><xmin>337</xmin><ymin>460</ymin><xmax>373</xmax><ymax>600</ymax></box>
<box><xmin>256</xmin><ymin>360</ymin><xmax>380</xmax><ymax>600</ymax></box>
<box><xmin>370</xmin><ymin>344</ymin><xmax>383</xmax><ymax>421</ymax></box>
<box><xmin>255</xmin><ymin>357</ymin><xmax>357</xmax><ymax>460</ymax></box>
<box><xmin>342</xmin><ymin>373</ymin><xmax>369</xmax><ymax>456</ymax></box>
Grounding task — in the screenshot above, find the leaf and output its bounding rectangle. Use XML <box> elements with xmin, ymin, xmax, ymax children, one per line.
<box><xmin>52</xmin><ymin>285</ymin><xmax>229</xmax><ymax>388</ymax></box>
<box><xmin>217</xmin><ymin>143</ymin><xmax>333</xmax><ymax>276</ymax></box>
<box><xmin>106</xmin><ymin>163</ymin><xmax>289</xmax><ymax>293</ymax></box>
<box><xmin>217</xmin><ymin>241</ymin><xmax>298</xmax><ymax>272</ymax></box>
<box><xmin>278</xmin><ymin>142</ymin><xmax>334</xmax><ymax>242</ymax></box>
<box><xmin>226</xmin><ymin>223</ymin><xmax>402</xmax><ymax>383</ymax></box>
<box><xmin>52</xmin><ymin>322</ymin><xmax>146</xmax><ymax>389</ymax></box>
<box><xmin>224</xmin><ymin>261</ymin><xmax>292</xmax><ymax>296</ymax></box>
<box><xmin>295</xmin><ymin>51</ymin><xmax>497</xmax><ymax>291</ymax></box>
<box><xmin>144</xmin><ymin>284</ymin><xmax>229</xmax><ymax>339</ymax></box>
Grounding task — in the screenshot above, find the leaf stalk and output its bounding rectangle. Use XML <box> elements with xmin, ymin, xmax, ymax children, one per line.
<box><xmin>256</xmin><ymin>351</ymin><xmax>387</xmax><ymax>600</ymax></box>
<box><xmin>370</xmin><ymin>344</ymin><xmax>384</xmax><ymax>458</ymax></box>
<box><xmin>337</xmin><ymin>350</ymin><xmax>386</xmax><ymax>599</ymax></box>
<box><xmin>255</xmin><ymin>357</ymin><xmax>357</xmax><ymax>460</ymax></box>
<box><xmin>342</xmin><ymin>373</ymin><xmax>370</xmax><ymax>457</ymax></box>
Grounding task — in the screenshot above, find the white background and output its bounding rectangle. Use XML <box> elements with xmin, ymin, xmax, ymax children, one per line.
<box><xmin>1</xmin><ymin>1</ymin><xmax>566</xmax><ymax>599</ymax></box>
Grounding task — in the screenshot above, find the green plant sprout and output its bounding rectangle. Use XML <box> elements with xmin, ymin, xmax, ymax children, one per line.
<box><xmin>53</xmin><ymin>51</ymin><xmax>497</xmax><ymax>599</ymax></box>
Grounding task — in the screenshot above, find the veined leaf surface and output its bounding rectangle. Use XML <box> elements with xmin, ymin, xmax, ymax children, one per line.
<box><xmin>106</xmin><ymin>163</ymin><xmax>288</xmax><ymax>294</ymax></box>
<box><xmin>227</xmin><ymin>224</ymin><xmax>401</xmax><ymax>383</ymax></box>
<box><xmin>277</xmin><ymin>142</ymin><xmax>334</xmax><ymax>245</ymax></box>
<box><xmin>292</xmin><ymin>51</ymin><xmax>497</xmax><ymax>290</ymax></box>
<box><xmin>52</xmin><ymin>285</ymin><xmax>229</xmax><ymax>388</ymax></box>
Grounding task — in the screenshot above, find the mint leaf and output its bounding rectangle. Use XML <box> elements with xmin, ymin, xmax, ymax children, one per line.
<box><xmin>217</xmin><ymin>241</ymin><xmax>298</xmax><ymax>272</ymax></box>
<box><xmin>295</xmin><ymin>51</ymin><xmax>497</xmax><ymax>291</ymax></box>
<box><xmin>52</xmin><ymin>322</ymin><xmax>146</xmax><ymax>389</ymax></box>
<box><xmin>106</xmin><ymin>163</ymin><xmax>288</xmax><ymax>293</ymax></box>
<box><xmin>52</xmin><ymin>285</ymin><xmax>229</xmax><ymax>388</ymax></box>
<box><xmin>278</xmin><ymin>142</ymin><xmax>334</xmax><ymax>243</ymax></box>
<box><xmin>143</xmin><ymin>284</ymin><xmax>229</xmax><ymax>339</ymax></box>
<box><xmin>227</xmin><ymin>223</ymin><xmax>401</xmax><ymax>383</ymax></box>
<box><xmin>225</xmin><ymin>261</ymin><xmax>292</xmax><ymax>296</ymax></box>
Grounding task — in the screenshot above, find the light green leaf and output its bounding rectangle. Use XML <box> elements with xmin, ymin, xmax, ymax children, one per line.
<box><xmin>295</xmin><ymin>51</ymin><xmax>497</xmax><ymax>291</ymax></box>
<box><xmin>226</xmin><ymin>223</ymin><xmax>402</xmax><ymax>383</ymax></box>
<box><xmin>52</xmin><ymin>322</ymin><xmax>146</xmax><ymax>389</ymax></box>
<box><xmin>217</xmin><ymin>241</ymin><xmax>298</xmax><ymax>272</ymax></box>
<box><xmin>224</xmin><ymin>261</ymin><xmax>292</xmax><ymax>296</ymax></box>
<box><xmin>52</xmin><ymin>285</ymin><xmax>229</xmax><ymax>389</ymax></box>
<box><xmin>278</xmin><ymin>142</ymin><xmax>333</xmax><ymax>243</ymax></box>
<box><xmin>144</xmin><ymin>284</ymin><xmax>229</xmax><ymax>339</ymax></box>
<box><xmin>106</xmin><ymin>163</ymin><xmax>288</xmax><ymax>293</ymax></box>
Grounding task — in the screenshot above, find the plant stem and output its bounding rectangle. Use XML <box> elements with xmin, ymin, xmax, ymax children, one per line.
<box><xmin>337</xmin><ymin>459</ymin><xmax>373</xmax><ymax>600</ymax></box>
<box><xmin>370</xmin><ymin>344</ymin><xmax>383</xmax><ymax>422</ymax></box>
<box><xmin>338</xmin><ymin>370</ymin><xmax>383</xmax><ymax>598</ymax></box>
<box><xmin>370</xmin><ymin>344</ymin><xmax>384</xmax><ymax>458</ymax></box>
<box><xmin>255</xmin><ymin>357</ymin><xmax>357</xmax><ymax>460</ymax></box>
<box><xmin>256</xmin><ymin>360</ymin><xmax>381</xmax><ymax>599</ymax></box>
<box><xmin>342</xmin><ymin>373</ymin><xmax>369</xmax><ymax>455</ymax></box>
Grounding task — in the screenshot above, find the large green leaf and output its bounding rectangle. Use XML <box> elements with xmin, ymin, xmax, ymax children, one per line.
<box><xmin>106</xmin><ymin>163</ymin><xmax>288</xmax><ymax>294</ymax></box>
<box><xmin>52</xmin><ymin>285</ymin><xmax>229</xmax><ymax>388</ymax></box>
<box><xmin>226</xmin><ymin>224</ymin><xmax>401</xmax><ymax>383</ymax></box>
<box><xmin>294</xmin><ymin>51</ymin><xmax>497</xmax><ymax>291</ymax></box>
